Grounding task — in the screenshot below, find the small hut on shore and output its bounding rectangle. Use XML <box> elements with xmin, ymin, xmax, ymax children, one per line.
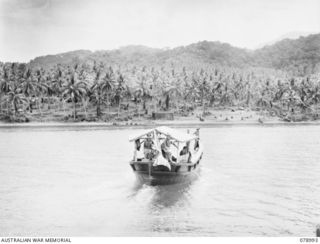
<box><xmin>152</xmin><ymin>112</ymin><xmax>174</xmax><ymax>120</ymax></box>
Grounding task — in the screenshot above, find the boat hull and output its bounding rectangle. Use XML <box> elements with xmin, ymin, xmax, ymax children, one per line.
<box><xmin>133</xmin><ymin>168</ymin><xmax>200</xmax><ymax>185</ymax></box>
<box><xmin>130</xmin><ymin>152</ymin><xmax>203</xmax><ymax>185</ymax></box>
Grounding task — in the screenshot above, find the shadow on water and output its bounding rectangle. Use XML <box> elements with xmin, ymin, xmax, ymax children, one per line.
<box><xmin>128</xmin><ymin>175</ymin><xmax>200</xmax><ymax>209</ymax></box>
<box><xmin>127</xmin><ymin>166</ymin><xmax>202</xmax><ymax>209</ymax></box>
<box><xmin>149</xmin><ymin>181</ymin><xmax>195</xmax><ymax>208</ymax></box>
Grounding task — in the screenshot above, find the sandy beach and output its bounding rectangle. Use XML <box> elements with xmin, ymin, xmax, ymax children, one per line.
<box><xmin>1</xmin><ymin>108</ymin><xmax>319</xmax><ymax>128</ymax></box>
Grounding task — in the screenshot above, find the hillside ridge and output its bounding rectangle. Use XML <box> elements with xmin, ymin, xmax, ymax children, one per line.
<box><xmin>26</xmin><ymin>33</ymin><xmax>320</xmax><ymax>76</ymax></box>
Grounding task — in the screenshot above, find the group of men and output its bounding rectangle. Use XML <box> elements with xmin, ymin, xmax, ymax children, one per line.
<box><xmin>134</xmin><ymin>129</ymin><xmax>200</xmax><ymax>163</ymax></box>
<box><xmin>134</xmin><ymin>133</ymin><xmax>179</xmax><ymax>162</ymax></box>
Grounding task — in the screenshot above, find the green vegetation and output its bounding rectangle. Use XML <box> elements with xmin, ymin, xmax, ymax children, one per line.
<box><xmin>0</xmin><ymin>34</ymin><xmax>320</xmax><ymax>123</ymax></box>
<box><xmin>30</xmin><ymin>34</ymin><xmax>320</xmax><ymax>76</ymax></box>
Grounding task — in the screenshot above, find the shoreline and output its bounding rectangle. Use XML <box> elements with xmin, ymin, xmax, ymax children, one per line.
<box><xmin>1</xmin><ymin>119</ymin><xmax>320</xmax><ymax>128</ymax></box>
<box><xmin>1</xmin><ymin>108</ymin><xmax>320</xmax><ymax>128</ymax></box>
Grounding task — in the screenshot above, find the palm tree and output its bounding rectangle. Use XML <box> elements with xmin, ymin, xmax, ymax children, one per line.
<box><xmin>90</xmin><ymin>70</ymin><xmax>105</xmax><ymax>118</ymax></box>
<box><xmin>51</xmin><ymin>67</ymin><xmax>65</xmax><ymax>96</ymax></box>
<box><xmin>133</xmin><ymin>88</ymin><xmax>143</xmax><ymax>118</ymax></box>
<box><xmin>20</xmin><ymin>69</ymin><xmax>40</xmax><ymax>113</ymax></box>
<box><xmin>192</xmin><ymin>75</ymin><xmax>210</xmax><ymax>115</ymax></box>
<box><xmin>308</xmin><ymin>85</ymin><xmax>320</xmax><ymax>113</ymax></box>
<box><xmin>273</xmin><ymin>80</ymin><xmax>286</xmax><ymax>109</ymax></box>
<box><xmin>90</xmin><ymin>67</ymin><xmax>115</xmax><ymax>118</ymax></box>
<box><xmin>0</xmin><ymin>68</ymin><xmax>11</xmax><ymax>114</ymax></box>
<box><xmin>62</xmin><ymin>73</ymin><xmax>87</xmax><ymax>120</ymax></box>
<box><xmin>209</xmin><ymin>81</ymin><xmax>223</xmax><ymax>107</ymax></box>
<box><xmin>256</xmin><ymin>80</ymin><xmax>274</xmax><ymax>110</ymax></box>
<box><xmin>162</xmin><ymin>86</ymin><xmax>181</xmax><ymax>111</ymax></box>
<box><xmin>6</xmin><ymin>83</ymin><xmax>28</xmax><ymax>115</ymax></box>
<box><xmin>50</xmin><ymin>67</ymin><xmax>65</xmax><ymax>112</ymax></box>
<box><xmin>90</xmin><ymin>69</ymin><xmax>102</xmax><ymax>117</ymax></box>
<box><xmin>100</xmin><ymin>69</ymin><xmax>115</xmax><ymax>112</ymax></box>
<box><xmin>137</xmin><ymin>80</ymin><xmax>152</xmax><ymax>113</ymax></box>
<box><xmin>244</xmin><ymin>82</ymin><xmax>252</xmax><ymax>107</ymax></box>
<box><xmin>81</xmin><ymin>96</ymin><xmax>90</xmax><ymax>119</ymax></box>
<box><xmin>20</xmin><ymin>69</ymin><xmax>36</xmax><ymax>96</ymax></box>
<box><xmin>114</xmin><ymin>74</ymin><xmax>127</xmax><ymax>118</ymax></box>
<box><xmin>183</xmin><ymin>79</ymin><xmax>197</xmax><ymax>106</ymax></box>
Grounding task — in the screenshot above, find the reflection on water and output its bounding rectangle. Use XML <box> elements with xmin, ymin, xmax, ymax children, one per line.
<box><xmin>129</xmin><ymin>166</ymin><xmax>201</xmax><ymax>208</ymax></box>
<box><xmin>0</xmin><ymin>125</ymin><xmax>320</xmax><ymax>236</ymax></box>
<box><xmin>148</xmin><ymin>182</ymin><xmax>193</xmax><ymax>208</ymax></box>
<box><xmin>130</xmin><ymin>181</ymin><xmax>195</xmax><ymax>208</ymax></box>
<box><xmin>126</xmin><ymin>180</ymin><xmax>199</xmax><ymax>235</ymax></box>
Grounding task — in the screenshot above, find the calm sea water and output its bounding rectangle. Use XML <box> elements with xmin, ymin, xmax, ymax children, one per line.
<box><xmin>0</xmin><ymin>125</ymin><xmax>319</xmax><ymax>236</ymax></box>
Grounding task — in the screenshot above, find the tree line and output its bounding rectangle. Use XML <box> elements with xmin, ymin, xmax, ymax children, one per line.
<box><xmin>0</xmin><ymin>61</ymin><xmax>320</xmax><ymax>122</ymax></box>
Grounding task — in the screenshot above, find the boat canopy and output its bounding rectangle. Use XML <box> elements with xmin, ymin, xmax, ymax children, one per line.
<box><xmin>129</xmin><ymin>126</ymin><xmax>197</xmax><ymax>143</ymax></box>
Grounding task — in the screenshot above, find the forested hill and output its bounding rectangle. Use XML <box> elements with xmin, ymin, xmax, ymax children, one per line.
<box><xmin>252</xmin><ymin>34</ymin><xmax>320</xmax><ymax>75</ymax></box>
<box><xmin>29</xmin><ymin>33</ymin><xmax>320</xmax><ymax>76</ymax></box>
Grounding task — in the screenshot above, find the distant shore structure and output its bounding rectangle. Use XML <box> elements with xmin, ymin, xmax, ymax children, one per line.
<box><xmin>152</xmin><ymin>112</ymin><xmax>174</xmax><ymax>120</ymax></box>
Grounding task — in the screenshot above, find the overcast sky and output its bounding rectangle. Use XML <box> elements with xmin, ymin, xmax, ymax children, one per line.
<box><xmin>0</xmin><ymin>0</ymin><xmax>319</xmax><ymax>62</ymax></box>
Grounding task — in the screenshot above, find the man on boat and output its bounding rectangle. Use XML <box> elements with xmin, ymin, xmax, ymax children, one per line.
<box><xmin>144</xmin><ymin>134</ymin><xmax>155</xmax><ymax>160</ymax></box>
<box><xmin>134</xmin><ymin>139</ymin><xmax>144</xmax><ymax>161</ymax></box>
<box><xmin>161</xmin><ymin>136</ymin><xmax>174</xmax><ymax>163</ymax></box>
<box><xmin>194</xmin><ymin>128</ymin><xmax>200</xmax><ymax>137</ymax></box>
<box><xmin>193</xmin><ymin>128</ymin><xmax>200</xmax><ymax>150</ymax></box>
